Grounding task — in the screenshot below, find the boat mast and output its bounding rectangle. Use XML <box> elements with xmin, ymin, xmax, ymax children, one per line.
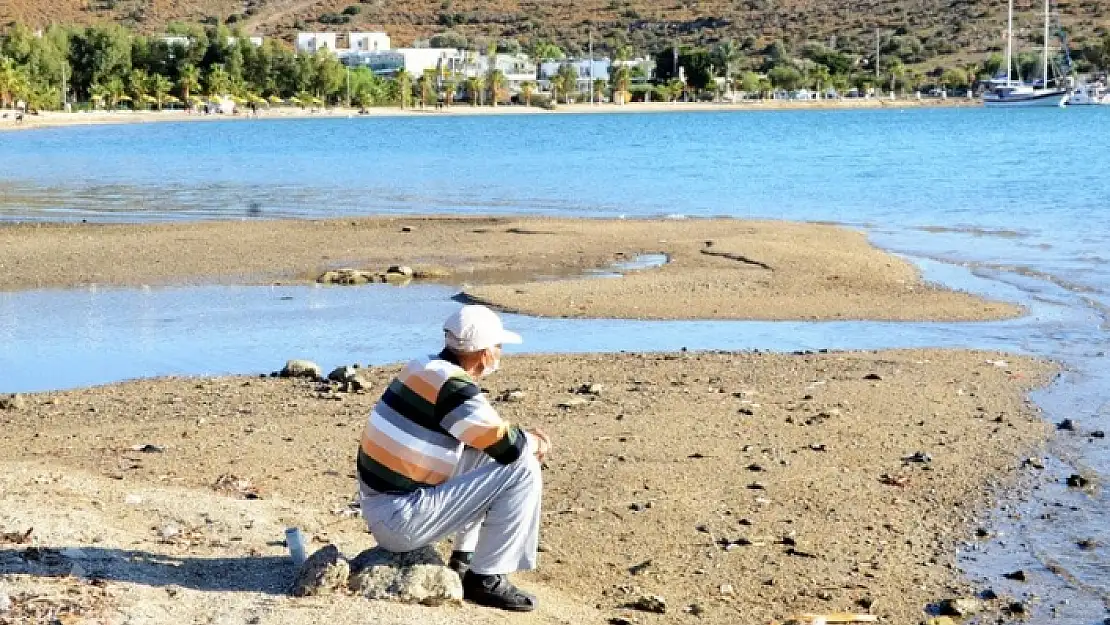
<box><xmin>1042</xmin><ymin>0</ymin><xmax>1050</xmax><ymax>86</ymax></box>
<box><xmin>1006</xmin><ymin>0</ymin><xmax>1013</xmax><ymax>83</ymax></box>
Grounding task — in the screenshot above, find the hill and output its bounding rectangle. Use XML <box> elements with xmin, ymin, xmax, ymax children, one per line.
<box><xmin>3</xmin><ymin>0</ymin><xmax>1109</xmax><ymax>67</ymax></box>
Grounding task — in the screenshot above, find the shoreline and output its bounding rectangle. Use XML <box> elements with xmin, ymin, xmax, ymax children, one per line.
<box><xmin>0</xmin><ymin>215</ymin><xmax>1019</xmax><ymax>322</ymax></box>
<box><xmin>0</xmin><ymin>349</ymin><xmax>1055</xmax><ymax>625</ymax></box>
<box><xmin>0</xmin><ymin>97</ymin><xmax>979</xmax><ymax>132</ymax></box>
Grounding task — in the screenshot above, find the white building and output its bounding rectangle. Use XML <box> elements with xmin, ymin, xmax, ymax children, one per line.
<box><xmin>475</xmin><ymin>53</ymin><xmax>537</xmax><ymax>90</ymax></box>
<box><xmin>538</xmin><ymin>59</ymin><xmax>611</xmax><ymax>91</ymax></box>
<box><xmin>296</xmin><ymin>33</ymin><xmax>337</xmax><ymax>54</ymax></box>
<box><xmin>348</xmin><ymin>32</ymin><xmax>390</xmax><ymax>53</ymax></box>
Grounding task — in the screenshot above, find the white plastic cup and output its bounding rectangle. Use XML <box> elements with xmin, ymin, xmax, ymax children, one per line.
<box><xmin>285</xmin><ymin>527</ymin><xmax>307</xmax><ymax>566</ymax></box>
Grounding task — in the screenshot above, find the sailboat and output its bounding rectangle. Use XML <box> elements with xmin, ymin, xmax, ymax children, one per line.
<box><xmin>983</xmin><ymin>0</ymin><xmax>1067</xmax><ymax>107</ymax></box>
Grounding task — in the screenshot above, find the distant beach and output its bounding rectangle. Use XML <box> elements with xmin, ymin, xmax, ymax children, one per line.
<box><xmin>0</xmin><ymin>97</ymin><xmax>978</xmax><ymax>132</ymax></box>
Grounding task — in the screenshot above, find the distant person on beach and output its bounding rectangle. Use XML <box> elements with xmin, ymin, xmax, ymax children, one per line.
<box><xmin>356</xmin><ymin>305</ymin><xmax>549</xmax><ymax>612</ymax></box>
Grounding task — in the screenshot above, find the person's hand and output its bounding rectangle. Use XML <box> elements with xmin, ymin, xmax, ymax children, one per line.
<box><xmin>528</xmin><ymin>427</ymin><xmax>552</xmax><ymax>462</ymax></box>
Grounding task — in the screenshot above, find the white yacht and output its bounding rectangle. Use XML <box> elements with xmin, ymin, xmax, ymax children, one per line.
<box><xmin>983</xmin><ymin>0</ymin><xmax>1067</xmax><ymax>108</ymax></box>
<box><xmin>1065</xmin><ymin>79</ymin><xmax>1110</xmax><ymax>106</ymax></box>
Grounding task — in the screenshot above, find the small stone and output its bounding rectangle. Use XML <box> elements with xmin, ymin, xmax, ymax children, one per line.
<box><xmin>631</xmin><ymin>594</ymin><xmax>666</xmax><ymax>614</ymax></box>
<box><xmin>1023</xmin><ymin>457</ymin><xmax>1045</xmax><ymax>469</ymax></box>
<box><xmin>816</xmin><ymin>589</ymin><xmax>833</xmax><ymax>601</ymax></box>
<box><xmin>400</xmin><ymin>226</ymin><xmax>414</xmax><ymax>232</ymax></box>
<box><xmin>1077</xmin><ymin>538</ymin><xmax>1099</xmax><ymax>550</ymax></box>
<box><xmin>130</xmin><ymin>444</ymin><xmax>165</xmax><ymax>453</ymax></box>
<box><xmin>1066</xmin><ymin>474</ymin><xmax>1090</xmax><ymax>488</ymax></box>
<box><xmin>925</xmin><ymin>618</ymin><xmax>956</xmax><ymax>625</ymax></box>
<box><xmin>0</xmin><ymin>394</ymin><xmax>25</xmax><ymax>411</ymax></box>
<box><xmin>684</xmin><ymin>604</ymin><xmax>704</xmax><ymax>616</ymax></box>
<box><xmin>281</xmin><ymin>360</ymin><xmax>322</xmax><ymax>379</ymax></box>
<box><xmin>863</xmin><ymin>373</ymin><xmax>883</xmax><ymax>380</ymax></box>
<box><xmin>1006</xmin><ymin>601</ymin><xmax>1028</xmax><ymax>615</ymax></box>
<box><xmin>291</xmin><ymin>545</ymin><xmax>350</xmax><ymax>597</ymax></box>
<box><xmin>746</xmin><ymin>463</ymin><xmax>764</xmax><ymax>472</ymax></box>
<box><xmin>158</xmin><ymin>524</ymin><xmax>181</xmax><ymax>539</ymax></box>
<box><xmin>497</xmin><ymin>389</ymin><xmax>526</xmax><ymax>403</ymax></box>
<box><xmin>1091</xmin><ymin>430</ymin><xmax>1105</xmax><ymax>439</ymax></box>
<box><xmin>386</xmin><ymin>265</ymin><xmax>414</xmax><ymax>278</ymax></box>
<box><xmin>1003</xmin><ymin>569</ymin><xmax>1027</xmax><ymax>582</ymax></box>
<box><xmin>1057</xmin><ymin>419</ymin><xmax>1077</xmax><ymax>431</ymax></box>
<box><xmin>557</xmin><ymin>397</ymin><xmax>590</xmax><ymax>409</ymax></box>
<box><xmin>747</xmin><ymin>482</ymin><xmax>766</xmax><ymax>490</ymax></box>
<box><xmin>939</xmin><ymin>597</ymin><xmax>984</xmax><ymax>616</ymax></box>
<box><xmin>608</xmin><ymin>618</ymin><xmax>635</xmax><ymax>625</ymax></box>
<box><xmin>738</xmin><ymin>407</ymin><xmax>755</xmax><ymax>416</ymax></box>
<box><xmin>719</xmin><ymin>583</ymin><xmax>735</xmax><ymax>596</ymax></box>
<box><xmin>124</xmin><ymin>494</ymin><xmax>143</xmax><ymax>505</ymax></box>
<box><xmin>0</xmin><ymin>589</ymin><xmax>10</xmax><ymax>613</ymax></box>
<box><xmin>575</xmin><ymin>383</ymin><xmax>604</xmax><ymax>395</ymax></box>
<box><xmin>904</xmin><ymin>451</ymin><xmax>932</xmax><ymax>463</ymax></box>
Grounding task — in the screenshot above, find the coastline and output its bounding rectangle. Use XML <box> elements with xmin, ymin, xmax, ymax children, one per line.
<box><xmin>0</xmin><ymin>350</ymin><xmax>1054</xmax><ymax>624</ymax></box>
<box><xmin>0</xmin><ymin>97</ymin><xmax>979</xmax><ymax>132</ymax></box>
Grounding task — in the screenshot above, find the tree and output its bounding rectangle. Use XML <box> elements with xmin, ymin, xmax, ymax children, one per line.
<box><xmin>715</xmin><ymin>40</ymin><xmax>741</xmax><ymax>93</ymax></box>
<box><xmin>593</xmin><ymin>78</ymin><xmax>606</xmax><ymax>102</ymax></box>
<box><xmin>487</xmin><ymin>69</ymin><xmax>506</xmax><ymax>106</ymax></box>
<box><xmin>768</xmin><ymin>64</ymin><xmax>803</xmax><ymax>91</ymax></box>
<box><xmin>178</xmin><ymin>63</ymin><xmax>200</xmax><ymax>102</ymax></box>
<box><xmin>520</xmin><ymin>80</ymin><xmax>535</xmax><ymax>106</ymax></box>
<box><xmin>665</xmin><ymin>78</ymin><xmax>684</xmax><ymax>102</ymax></box>
<box><xmin>737</xmin><ymin>70</ymin><xmax>761</xmax><ymax>96</ymax></box>
<box><xmin>940</xmin><ymin>67</ymin><xmax>969</xmax><ymax>90</ymax></box>
<box><xmin>418</xmin><ymin>69</ymin><xmax>436</xmax><ymax>106</ymax></box>
<box><xmin>465</xmin><ymin>75</ymin><xmax>484</xmax><ymax>105</ymax></box>
<box><xmin>532</xmin><ymin>41</ymin><xmax>564</xmax><ymax>61</ymax></box>
<box><xmin>0</xmin><ymin>58</ymin><xmax>30</xmax><ymax>108</ymax></box>
<box><xmin>149</xmin><ymin>73</ymin><xmax>172</xmax><ymax>109</ymax></box>
<box><xmin>885</xmin><ymin>59</ymin><xmax>905</xmax><ymax>93</ymax></box>
<box><xmin>105</xmin><ymin>76</ymin><xmax>126</xmax><ymax>109</ymax></box>
<box><xmin>128</xmin><ymin>68</ymin><xmax>149</xmax><ymax>106</ymax></box>
<box><xmin>810</xmin><ymin>64</ymin><xmax>831</xmax><ymax>93</ymax></box>
<box><xmin>553</xmin><ymin>63</ymin><xmax>578</xmax><ymax>103</ymax></box>
<box><xmin>395</xmin><ymin>70</ymin><xmax>412</xmax><ymax>108</ymax></box>
<box><xmin>206</xmin><ymin>64</ymin><xmax>231</xmax><ymax>96</ymax></box>
<box><xmin>610</xmin><ymin>65</ymin><xmax>631</xmax><ymax>104</ymax></box>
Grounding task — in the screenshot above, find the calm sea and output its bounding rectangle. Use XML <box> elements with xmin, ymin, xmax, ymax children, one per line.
<box><xmin>1</xmin><ymin>108</ymin><xmax>1109</xmax><ymax>621</ymax></box>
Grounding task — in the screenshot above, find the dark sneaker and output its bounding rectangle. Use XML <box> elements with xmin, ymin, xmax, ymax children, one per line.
<box><xmin>461</xmin><ymin>571</ymin><xmax>537</xmax><ymax>612</ymax></box>
<box><xmin>448</xmin><ymin>550</ymin><xmax>473</xmax><ymax>576</ymax></box>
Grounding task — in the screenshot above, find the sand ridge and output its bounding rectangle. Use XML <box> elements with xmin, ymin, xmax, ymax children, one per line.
<box><xmin>0</xmin><ymin>216</ymin><xmax>1019</xmax><ymax>322</ymax></box>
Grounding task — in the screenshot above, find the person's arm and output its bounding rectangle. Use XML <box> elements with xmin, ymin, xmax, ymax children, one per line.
<box><xmin>438</xmin><ymin>376</ymin><xmax>527</xmax><ymax>464</ymax></box>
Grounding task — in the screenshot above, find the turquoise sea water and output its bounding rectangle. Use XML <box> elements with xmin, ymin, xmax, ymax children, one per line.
<box><xmin>1</xmin><ymin>108</ymin><xmax>1109</xmax><ymax>621</ymax></box>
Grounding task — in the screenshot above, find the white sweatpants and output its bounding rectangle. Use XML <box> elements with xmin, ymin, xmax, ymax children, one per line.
<box><xmin>359</xmin><ymin>446</ymin><xmax>542</xmax><ymax>575</ymax></box>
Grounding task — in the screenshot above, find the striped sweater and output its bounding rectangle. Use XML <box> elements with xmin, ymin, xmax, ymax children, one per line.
<box><xmin>356</xmin><ymin>351</ymin><xmax>527</xmax><ymax>494</ymax></box>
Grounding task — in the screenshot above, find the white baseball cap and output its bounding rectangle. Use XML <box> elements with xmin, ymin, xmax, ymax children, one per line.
<box><xmin>444</xmin><ymin>305</ymin><xmax>523</xmax><ymax>352</ymax></box>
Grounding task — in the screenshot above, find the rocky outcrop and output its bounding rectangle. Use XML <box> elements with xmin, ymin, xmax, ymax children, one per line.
<box><xmin>280</xmin><ymin>360</ymin><xmax>321</xmax><ymax>379</ymax></box>
<box><xmin>290</xmin><ymin>545</ymin><xmax>462</xmax><ymax>607</ymax></box>
<box><xmin>316</xmin><ymin>265</ymin><xmax>450</xmax><ymax>286</ymax></box>
<box><xmin>290</xmin><ymin>545</ymin><xmax>349</xmax><ymax>597</ymax></box>
<box><xmin>327</xmin><ymin>365</ymin><xmax>371</xmax><ymax>392</ymax></box>
<box><xmin>0</xmin><ymin>394</ymin><xmax>25</xmax><ymax>411</ymax></box>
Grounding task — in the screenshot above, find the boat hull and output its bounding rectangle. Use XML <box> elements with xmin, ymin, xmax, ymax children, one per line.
<box><xmin>984</xmin><ymin>90</ymin><xmax>1068</xmax><ymax>107</ymax></box>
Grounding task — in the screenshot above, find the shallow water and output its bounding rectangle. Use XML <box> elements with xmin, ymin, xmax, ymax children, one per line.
<box><xmin>2</xmin><ymin>109</ymin><xmax>1110</xmax><ymax>622</ymax></box>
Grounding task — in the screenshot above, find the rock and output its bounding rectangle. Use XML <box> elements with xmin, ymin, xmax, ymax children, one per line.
<box><xmin>291</xmin><ymin>545</ymin><xmax>350</xmax><ymax>597</ymax></box>
<box><xmin>281</xmin><ymin>360</ymin><xmax>322</xmax><ymax>379</ymax></box>
<box><xmin>904</xmin><ymin>451</ymin><xmax>932</xmax><ymax>463</ymax></box>
<box><xmin>925</xmin><ymin>618</ymin><xmax>956</xmax><ymax>625</ymax></box>
<box><xmin>718</xmin><ymin>583</ymin><xmax>735</xmax><ymax>596</ymax></box>
<box><xmin>400</xmin><ymin>226</ymin><xmax>414</xmax><ymax>233</ymax></box>
<box><xmin>1057</xmin><ymin>419</ymin><xmax>1077</xmax><ymax>431</ymax></box>
<box><xmin>980</xmin><ymin>589</ymin><xmax>998</xmax><ymax>600</ymax></box>
<box><xmin>0</xmin><ymin>393</ymin><xmax>25</xmax><ymax>411</ymax></box>
<box><xmin>1077</xmin><ymin>538</ymin><xmax>1099</xmax><ymax>550</ymax></box>
<box><xmin>1003</xmin><ymin>569</ymin><xmax>1027</xmax><ymax>581</ymax></box>
<box><xmin>863</xmin><ymin>373</ymin><xmax>883</xmax><ymax>380</ymax></box>
<box><xmin>496</xmin><ymin>388</ymin><xmax>526</xmax><ymax>403</ymax></box>
<box><xmin>327</xmin><ymin>366</ymin><xmax>371</xmax><ymax>392</ymax></box>
<box><xmin>386</xmin><ymin>265</ymin><xmax>414</xmax><ymax>278</ymax></box>
<box><xmin>158</xmin><ymin>524</ymin><xmax>181</xmax><ymax>539</ymax></box>
<box><xmin>1066</xmin><ymin>474</ymin><xmax>1090</xmax><ymax>488</ymax></box>
<box><xmin>317</xmin><ymin>269</ymin><xmax>379</xmax><ymax>286</ymax></box>
<box><xmin>939</xmin><ymin>597</ymin><xmax>984</xmax><ymax>616</ymax></box>
<box><xmin>684</xmin><ymin>604</ymin><xmax>704</xmax><ymax>616</ymax></box>
<box><xmin>630</xmin><ymin>594</ymin><xmax>666</xmax><ymax>614</ymax></box>
<box><xmin>1091</xmin><ymin>430</ymin><xmax>1105</xmax><ymax>439</ymax></box>
<box><xmin>608</xmin><ymin>618</ymin><xmax>635</xmax><ymax>625</ymax></box>
<box><xmin>412</xmin><ymin>267</ymin><xmax>452</xmax><ymax>280</ymax></box>
<box><xmin>0</xmin><ymin>589</ymin><xmax>10</xmax><ymax>613</ymax></box>
<box><xmin>815</xmin><ymin>589</ymin><xmax>833</xmax><ymax>601</ymax></box>
<box><xmin>1005</xmin><ymin>601</ymin><xmax>1028</xmax><ymax>615</ymax></box>
<box><xmin>574</xmin><ymin>383</ymin><xmax>604</xmax><ymax>395</ymax></box>
<box><xmin>557</xmin><ymin>397</ymin><xmax>590</xmax><ymax>409</ymax></box>
<box><xmin>130</xmin><ymin>444</ymin><xmax>165</xmax><ymax>453</ymax></box>
<box><xmin>347</xmin><ymin>546</ymin><xmax>462</xmax><ymax>606</ymax></box>
<box><xmin>382</xmin><ymin>272</ymin><xmax>413</xmax><ymax>286</ymax></box>
<box><xmin>1022</xmin><ymin>457</ymin><xmax>1045</xmax><ymax>469</ymax></box>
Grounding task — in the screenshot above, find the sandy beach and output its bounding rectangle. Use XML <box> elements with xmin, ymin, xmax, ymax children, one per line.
<box><xmin>0</xmin><ymin>214</ymin><xmax>1058</xmax><ymax>624</ymax></box>
<box><xmin>0</xmin><ymin>97</ymin><xmax>977</xmax><ymax>132</ymax></box>
<box><xmin>0</xmin><ymin>216</ymin><xmax>1018</xmax><ymax>321</ymax></box>
<box><xmin>0</xmin><ymin>350</ymin><xmax>1053</xmax><ymax>625</ymax></box>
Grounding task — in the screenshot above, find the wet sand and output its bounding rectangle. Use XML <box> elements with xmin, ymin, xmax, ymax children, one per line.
<box><xmin>0</xmin><ymin>216</ymin><xmax>1018</xmax><ymax>321</ymax></box>
<box><xmin>0</xmin><ymin>98</ymin><xmax>977</xmax><ymax>132</ymax></box>
<box><xmin>0</xmin><ymin>349</ymin><xmax>1053</xmax><ymax>624</ymax></box>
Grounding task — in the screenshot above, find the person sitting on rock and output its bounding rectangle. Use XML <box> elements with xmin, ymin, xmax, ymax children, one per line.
<box><xmin>356</xmin><ymin>304</ymin><xmax>550</xmax><ymax>612</ymax></box>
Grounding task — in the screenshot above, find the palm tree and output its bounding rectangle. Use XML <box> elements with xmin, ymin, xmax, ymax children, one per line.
<box><xmin>89</xmin><ymin>82</ymin><xmax>109</xmax><ymax>110</ymax></box>
<box><xmin>128</xmin><ymin>69</ymin><xmax>149</xmax><ymax>108</ymax></box>
<box><xmin>178</xmin><ymin>64</ymin><xmax>200</xmax><ymax>102</ymax></box>
<box><xmin>810</xmin><ymin>65</ymin><xmax>831</xmax><ymax>95</ymax></box>
<box><xmin>442</xmin><ymin>74</ymin><xmax>458</xmax><ymax>107</ymax></box>
<box><xmin>488</xmin><ymin>69</ymin><xmax>506</xmax><ymax>106</ymax></box>
<box><xmin>520</xmin><ymin>80</ymin><xmax>536</xmax><ymax>106</ymax></box>
<box><xmin>149</xmin><ymin>74</ymin><xmax>172</xmax><ymax>110</ymax></box>
<box><xmin>206</xmin><ymin>65</ymin><xmax>231</xmax><ymax>98</ymax></box>
<box><xmin>106</xmin><ymin>77</ymin><xmax>126</xmax><ymax>110</ymax></box>
<box><xmin>465</xmin><ymin>75</ymin><xmax>484</xmax><ymax>105</ymax></box>
<box><xmin>592</xmin><ymin>78</ymin><xmax>606</xmax><ymax>103</ymax></box>
<box><xmin>554</xmin><ymin>63</ymin><xmax>578</xmax><ymax>104</ymax></box>
<box><xmin>395</xmin><ymin>71</ymin><xmax>413</xmax><ymax>109</ymax></box>
<box><xmin>419</xmin><ymin>69</ymin><xmax>436</xmax><ymax>107</ymax></box>
<box><xmin>715</xmin><ymin>40</ymin><xmax>741</xmax><ymax>97</ymax></box>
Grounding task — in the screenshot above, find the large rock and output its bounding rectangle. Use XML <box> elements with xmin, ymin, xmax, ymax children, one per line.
<box><xmin>939</xmin><ymin>597</ymin><xmax>984</xmax><ymax>617</ymax></box>
<box><xmin>290</xmin><ymin>545</ymin><xmax>350</xmax><ymax>597</ymax></box>
<box><xmin>281</xmin><ymin>360</ymin><xmax>322</xmax><ymax>379</ymax></box>
<box><xmin>347</xmin><ymin>546</ymin><xmax>462</xmax><ymax>606</ymax></box>
<box><xmin>317</xmin><ymin>269</ymin><xmax>380</xmax><ymax>286</ymax></box>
